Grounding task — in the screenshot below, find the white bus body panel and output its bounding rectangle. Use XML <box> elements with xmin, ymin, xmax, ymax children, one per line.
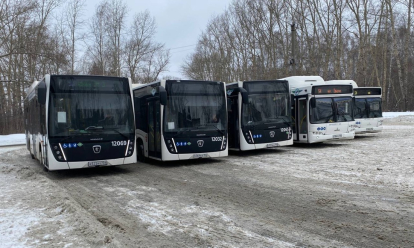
<box><xmin>306</xmin><ymin>123</ymin><xmax>355</xmax><ymax>143</ymax></box>
<box><xmin>355</xmin><ymin>118</ymin><xmax>383</xmax><ymax>133</ymax></box>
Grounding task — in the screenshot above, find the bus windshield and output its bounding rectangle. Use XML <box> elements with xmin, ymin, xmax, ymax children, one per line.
<box><xmin>241</xmin><ymin>81</ymin><xmax>290</xmax><ymax>127</ymax></box>
<box><xmin>354</xmin><ymin>97</ymin><xmax>382</xmax><ymax>118</ymax></box>
<box><xmin>48</xmin><ymin>76</ymin><xmax>134</xmax><ymax>138</ymax></box>
<box><xmin>311</xmin><ymin>97</ymin><xmax>353</xmax><ymax>123</ymax></box>
<box><xmin>164</xmin><ymin>81</ymin><xmax>227</xmax><ymax>133</ymax></box>
<box><xmin>354</xmin><ymin>98</ymin><xmax>368</xmax><ymax>118</ymax></box>
<box><xmin>367</xmin><ymin>98</ymin><xmax>382</xmax><ymax>117</ymax></box>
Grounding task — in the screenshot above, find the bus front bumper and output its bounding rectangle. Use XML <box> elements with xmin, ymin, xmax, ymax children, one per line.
<box><xmin>355</xmin><ymin>126</ymin><xmax>383</xmax><ymax>134</ymax></box>
<box><xmin>308</xmin><ymin>132</ymin><xmax>355</xmax><ymax>143</ymax></box>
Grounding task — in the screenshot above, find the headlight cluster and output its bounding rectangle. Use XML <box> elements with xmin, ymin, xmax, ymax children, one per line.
<box><xmin>244</xmin><ymin>131</ymin><xmax>254</xmax><ymax>144</ymax></box>
<box><xmin>125</xmin><ymin>140</ymin><xmax>134</xmax><ymax>157</ymax></box>
<box><xmin>166</xmin><ymin>138</ymin><xmax>177</xmax><ymax>154</ymax></box>
<box><xmin>221</xmin><ymin>136</ymin><xmax>227</xmax><ymax>150</ymax></box>
<box><xmin>52</xmin><ymin>143</ymin><xmax>66</xmax><ymax>161</ymax></box>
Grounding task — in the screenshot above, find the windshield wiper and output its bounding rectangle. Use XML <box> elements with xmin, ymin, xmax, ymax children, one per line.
<box><xmin>197</xmin><ymin>124</ymin><xmax>225</xmax><ymax>136</ymax></box>
<box><xmin>85</xmin><ymin>126</ymin><xmax>104</xmax><ymax>130</ymax></box>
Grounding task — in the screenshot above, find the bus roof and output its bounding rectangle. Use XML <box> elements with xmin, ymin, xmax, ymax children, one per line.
<box><xmin>279</xmin><ymin>76</ymin><xmax>325</xmax><ymax>89</ymax></box>
<box><xmin>326</xmin><ymin>80</ymin><xmax>358</xmax><ymax>88</ymax></box>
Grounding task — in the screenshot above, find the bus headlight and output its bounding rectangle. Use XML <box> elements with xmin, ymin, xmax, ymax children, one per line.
<box><xmin>244</xmin><ymin>132</ymin><xmax>254</xmax><ymax>144</ymax></box>
<box><xmin>167</xmin><ymin>138</ymin><xmax>177</xmax><ymax>154</ymax></box>
<box><xmin>221</xmin><ymin>136</ymin><xmax>227</xmax><ymax>150</ymax></box>
<box><xmin>50</xmin><ymin>143</ymin><xmax>66</xmax><ymax>162</ymax></box>
<box><xmin>125</xmin><ymin>140</ymin><xmax>134</xmax><ymax>157</ymax></box>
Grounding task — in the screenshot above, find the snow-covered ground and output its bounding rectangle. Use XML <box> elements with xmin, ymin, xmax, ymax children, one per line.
<box><xmin>0</xmin><ymin>133</ymin><xmax>26</xmax><ymax>147</ymax></box>
<box><xmin>1</xmin><ymin>113</ymin><xmax>414</xmax><ymax>247</ymax></box>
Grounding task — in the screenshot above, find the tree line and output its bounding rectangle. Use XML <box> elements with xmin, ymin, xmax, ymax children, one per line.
<box><xmin>183</xmin><ymin>0</ymin><xmax>414</xmax><ymax>113</ymax></box>
<box><xmin>0</xmin><ymin>0</ymin><xmax>169</xmax><ymax>134</ymax></box>
<box><xmin>1</xmin><ymin>0</ymin><xmax>413</xmax><ymax>135</ymax></box>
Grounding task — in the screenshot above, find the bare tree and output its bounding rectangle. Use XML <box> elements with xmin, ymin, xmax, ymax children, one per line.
<box><xmin>64</xmin><ymin>0</ymin><xmax>86</xmax><ymax>74</ymax></box>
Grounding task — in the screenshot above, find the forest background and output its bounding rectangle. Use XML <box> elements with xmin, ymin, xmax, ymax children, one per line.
<box><xmin>1</xmin><ymin>0</ymin><xmax>412</xmax><ymax>134</ymax></box>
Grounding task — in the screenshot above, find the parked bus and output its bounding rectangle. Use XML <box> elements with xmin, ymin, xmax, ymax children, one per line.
<box><xmin>327</xmin><ymin>80</ymin><xmax>383</xmax><ymax>133</ymax></box>
<box><xmin>24</xmin><ymin>75</ymin><xmax>136</xmax><ymax>171</ymax></box>
<box><xmin>226</xmin><ymin>80</ymin><xmax>293</xmax><ymax>151</ymax></box>
<box><xmin>281</xmin><ymin>76</ymin><xmax>355</xmax><ymax>143</ymax></box>
<box><xmin>132</xmin><ymin>80</ymin><xmax>228</xmax><ymax>161</ymax></box>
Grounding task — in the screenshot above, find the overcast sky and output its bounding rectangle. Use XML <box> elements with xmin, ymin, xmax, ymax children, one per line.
<box><xmin>85</xmin><ymin>0</ymin><xmax>233</xmax><ymax>79</ymax></box>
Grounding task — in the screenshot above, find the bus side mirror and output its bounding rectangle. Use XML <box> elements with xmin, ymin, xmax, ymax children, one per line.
<box><xmin>237</xmin><ymin>87</ymin><xmax>249</xmax><ymax>104</ymax></box>
<box><xmin>241</xmin><ymin>91</ymin><xmax>248</xmax><ymax>104</ymax></box>
<box><xmin>310</xmin><ymin>98</ymin><xmax>316</xmax><ymax>108</ymax></box>
<box><xmin>159</xmin><ymin>86</ymin><xmax>167</xmax><ymax>105</ymax></box>
<box><xmin>37</xmin><ymin>81</ymin><xmax>46</xmax><ymax>105</ymax></box>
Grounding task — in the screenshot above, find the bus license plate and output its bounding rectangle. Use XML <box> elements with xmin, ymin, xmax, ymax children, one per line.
<box><xmin>366</xmin><ymin>128</ymin><xmax>374</xmax><ymax>131</ymax></box>
<box><xmin>266</xmin><ymin>143</ymin><xmax>280</xmax><ymax>148</ymax></box>
<box><xmin>333</xmin><ymin>134</ymin><xmax>342</xmax><ymax>139</ymax></box>
<box><xmin>192</xmin><ymin>154</ymin><xmax>209</xmax><ymax>159</ymax></box>
<box><xmin>88</xmin><ymin>161</ymin><xmax>108</xmax><ymax>167</ymax></box>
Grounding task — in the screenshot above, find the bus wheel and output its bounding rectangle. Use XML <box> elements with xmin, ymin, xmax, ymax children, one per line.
<box><xmin>137</xmin><ymin>140</ymin><xmax>146</xmax><ymax>162</ymax></box>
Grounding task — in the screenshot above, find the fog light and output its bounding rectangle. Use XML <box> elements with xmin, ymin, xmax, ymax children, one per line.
<box><xmin>58</xmin><ymin>156</ymin><xmax>62</xmax><ymax>159</ymax></box>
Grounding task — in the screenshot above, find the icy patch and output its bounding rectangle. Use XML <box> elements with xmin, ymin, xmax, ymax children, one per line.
<box><xmin>0</xmin><ymin>208</ymin><xmax>40</xmax><ymax>247</ymax></box>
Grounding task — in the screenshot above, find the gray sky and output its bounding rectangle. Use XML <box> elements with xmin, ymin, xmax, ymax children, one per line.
<box><xmin>85</xmin><ymin>0</ymin><xmax>233</xmax><ymax>79</ymax></box>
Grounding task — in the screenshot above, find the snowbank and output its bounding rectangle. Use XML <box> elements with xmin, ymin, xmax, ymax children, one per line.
<box><xmin>382</xmin><ymin>112</ymin><xmax>414</xmax><ymax>118</ymax></box>
<box><xmin>0</xmin><ymin>134</ymin><xmax>26</xmax><ymax>147</ymax></box>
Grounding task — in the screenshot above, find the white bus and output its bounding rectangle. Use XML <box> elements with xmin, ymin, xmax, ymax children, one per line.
<box><xmin>133</xmin><ymin>80</ymin><xmax>228</xmax><ymax>161</ymax></box>
<box><xmin>327</xmin><ymin>80</ymin><xmax>383</xmax><ymax>133</ymax></box>
<box><xmin>226</xmin><ymin>80</ymin><xmax>293</xmax><ymax>150</ymax></box>
<box><xmin>281</xmin><ymin>76</ymin><xmax>355</xmax><ymax>143</ymax></box>
<box><xmin>24</xmin><ymin>75</ymin><xmax>136</xmax><ymax>171</ymax></box>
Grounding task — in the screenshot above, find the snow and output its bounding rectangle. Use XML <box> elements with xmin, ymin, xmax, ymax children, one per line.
<box><xmin>0</xmin><ymin>111</ymin><xmax>413</xmax><ymax>247</ymax></box>
<box><xmin>0</xmin><ymin>134</ymin><xmax>26</xmax><ymax>147</ymax></box>
<box><xmin>382</xmin><ymin>111</ymin><xmax>414</xmax><ymax>118</ymax></box>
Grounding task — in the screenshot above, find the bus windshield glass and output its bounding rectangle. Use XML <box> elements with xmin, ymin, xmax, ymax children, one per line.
<box><xmin>335</xmin><ymin>97</ymin><xmax>353</xmax><ymax>121</ymax></box>
<box><xmin>311</xmin><ymin>97</ymin><xmax>353</xmax><ymax>123</ymax></box>
<box><xmin>164</xmin><ymin>81</ymin><xmax>227</xmax><ymax>133</ymax></box>
<box><xmin>354</xmin><ymin>98</ymin><xmax>368</xmax><ymax>118</ymax></box>
<box><xmin>241</xmin><ymin>81</ymin><xmax>290</xmax><ymax>127</ymax></box>
<box><xmin>367</xmin><ymin>98</ymin><xmax>382</xmax><ymax>117</ymax></box>
<box><xmin>48</xmin><ymin>76</ymin><xmax>134</xmax><ymax>138</ymax></box>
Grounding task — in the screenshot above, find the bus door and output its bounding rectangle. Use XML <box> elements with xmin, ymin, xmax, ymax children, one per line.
<box><xmin>297</xmin><ymin>98</ymin><xmax>308</xmax><ymax>142</ymax></box>
<box><xmin>147</xmin><ymin>99</ymin><xmax>162</xmax><ymax>159</ymax></box>
<box><xmin>227</xmin><ymin>96</ymin><xmax>239</xmax><ymax>149</ymax></box>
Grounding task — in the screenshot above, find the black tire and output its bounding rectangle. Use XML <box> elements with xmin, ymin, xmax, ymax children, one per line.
<box><xmin>137</xmin><ymin>140</ymin><xmax>146</xmax><ymax>162</ymax></box>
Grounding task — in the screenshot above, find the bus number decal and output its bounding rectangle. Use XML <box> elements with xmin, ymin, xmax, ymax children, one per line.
<box><xmin>112</xmin><ymin>141</ymin><xmax>127</xmax><ymax>146</ymax></box>
<box><xmin>212</xmin><ymin>137</ymin><xmax>222</xmax><ymax>142</ymax></box>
